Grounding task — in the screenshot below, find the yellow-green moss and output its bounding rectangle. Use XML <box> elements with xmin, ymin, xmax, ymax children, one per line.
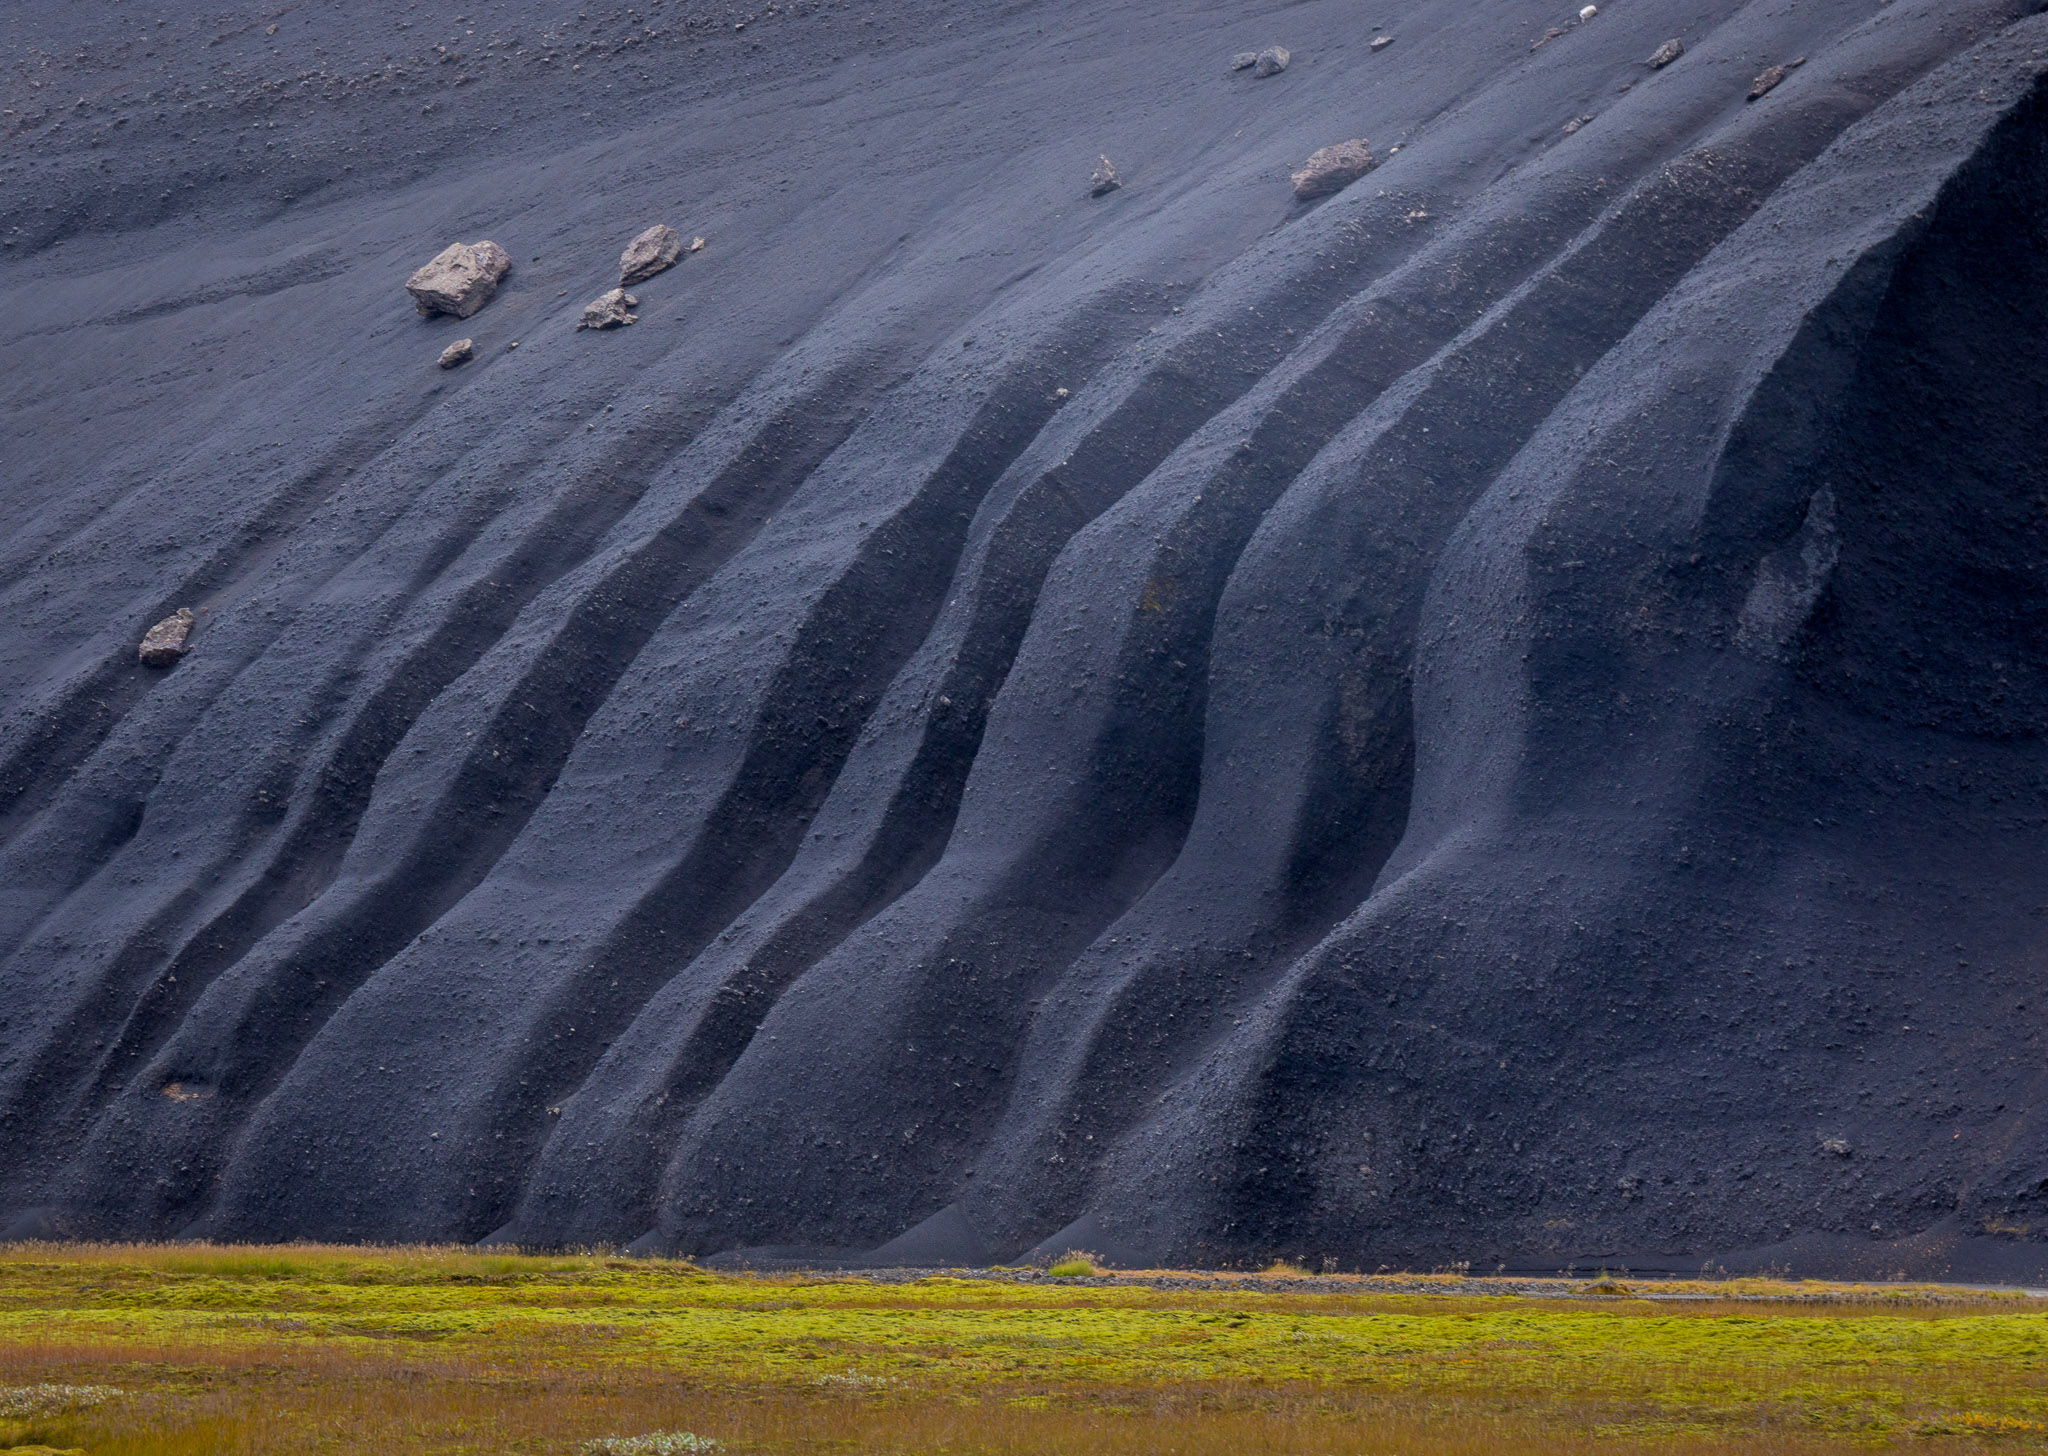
<box><xmin>2</xmin><ymin>1245</ymin><xmax>2047</xmax><ymax>1452</ymax></box>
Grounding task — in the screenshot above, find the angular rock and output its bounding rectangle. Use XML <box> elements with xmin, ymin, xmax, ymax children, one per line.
<box><xmin>1749</xmin><ymin>63</ymin><xmax>1787</xmax><ymax>99</ymax></box>
<box><xmin>620</xmin><ymin>223</ymin><xmax>683</xmax><ymax>285</ymax></box>
<box><xmin>1530</xmin><ymin>26</ymin><xmax>1563</xmax><ymax>50</ymax></box>
<box><xmin>577</xmin><ymin>288</ymin><xmax>639</xmax><ymax>330</ymax></box>
<box><xmin>1579</xmin><ymin>4</ymin><xmax>1597</xmax><ymax>20</ymax></box>
<box><xmin>1229</xmin><ymin>50</ymin><xmax>1258</xmax><ymax>70</ymax></box>
<box><xmin>1290</xmin><ymin>139</ymin><xmax>1375</xmax><ymax>200</ymax></box>
<box><xmin>405</xmin><ymin>240</ymin><xmax>510</xmax><ymax>319</ymax></box>
<box><xmin>1370</xmin><ymin>35</ymin><xmax>1395</xmax><ymax>51</ymax></box>
<box><xmin>1254</xmin><ymin>45</ymin><xmax>1290</xmax><ymax>77</ymax></box>
<box><xmin>1648</xmin><ymin>38</ymin><xmax>1684</xmax><ymax>68</ymax></box>
<box><xmin>1090</xmin><ymin>155</ymin><xmax>1122</xmax><ymax>197</ymax></box>
<box><xmin>438</xmin><ymin>338</ymin><xmax>475</xmax><ymax>369</ymax></box>
<box><xmin>688</xmin><ymin>235</ymin><xmax>706</xmax><ymax>253</ymax></box>
<box><xmin>138</xmin><ymin>607</ymin><xmax>195</xmax><ymax>668</ymax></box>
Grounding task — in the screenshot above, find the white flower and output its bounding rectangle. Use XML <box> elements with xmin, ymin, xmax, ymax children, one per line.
<box><xmin>0</xmin><ymin>1384</ymin><xmax>125</xmax><ymax>1418</ymax></box>
<box><xmin>582</xmin><ymin>1433</ymin><xmax>721</xmax><ymax>1456</ymax></box>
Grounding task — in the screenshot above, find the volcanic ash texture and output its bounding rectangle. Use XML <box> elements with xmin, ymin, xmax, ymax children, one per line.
<box><xmin>4</xmin><ymin>0</ymin><xmax>2048</xmax><ymax>1278</ymax></box>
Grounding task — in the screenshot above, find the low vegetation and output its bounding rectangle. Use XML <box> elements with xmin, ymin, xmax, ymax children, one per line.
<box><xmin>0</xmin><ymin>1244</ymin><xmax>2045</xmax><ymax>1453</ymax></box>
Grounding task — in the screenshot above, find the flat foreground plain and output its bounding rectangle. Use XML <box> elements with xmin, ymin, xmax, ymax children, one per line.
<box><xmin>1</xmin><ymin>1246</ymin><xmax>2046</xmax><ymax>1454</ymax></box>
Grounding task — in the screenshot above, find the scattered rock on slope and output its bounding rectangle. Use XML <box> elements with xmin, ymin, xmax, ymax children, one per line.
<box><xmin>138</xmin><ymin>608</ymin><xmax>195</xmax><ymax>667</ymax></box>
<box><xmin>1090</xmin><ymin>156</ymin><xmax>1122</xmax><ymax>197</ymax></box>
<box><xmin>1254</xmin><ymin>46</ymin><xmax>1290</xmax><ymax>77</ymax></box>
<box><xmin>1749</xmin><ymin>63</ymin><xmax>1788</xmax><ymax>99</ymax></box>
<box><xmin>578</xmin><ymin>288</ymin><xmax>639</xmax><ymax>329</ymax></box>
<box><xmin>620</xmin><ymin>224</ymin><xmax>684</xmax><ymax>285</ymax></box>
<box><xmin>1649</xmin><ymin>38</ymin><xmax>1684</xmax><ymax>68</ymax></box>
<box><xmin>1291</xmin><ymin>140</ymin><xmax>1375</xmax><ymax>200</ymax></box>
<box><xmin>1370</xmin><ymin>35</ymin><xmax>1395</xmax><ymax>51</ymax></box>
<box><xmin>405</xmin><ymin>240</ymin><xmax>511</xmax><ymax>319</ymax></box>
<box><xmin>1229</xmin><ymin>50</ymin><xmax>1258</xmax><ymax>70</ymax></box>
<box><xmin>438</xmin><ymin>338</ymin><xmax>474</xmax><ymax>369</ymax></box>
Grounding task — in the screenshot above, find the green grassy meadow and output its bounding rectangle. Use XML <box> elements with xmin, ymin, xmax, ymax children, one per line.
<box><xmin>1</xmin><ymin>1244</ymin><xmax>2046</xmax><ymax>1453</ymax></box>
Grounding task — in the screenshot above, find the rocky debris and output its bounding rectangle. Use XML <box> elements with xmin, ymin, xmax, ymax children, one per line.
<box><xmin>1090</xmin><ymin>155</ymin><xmax>1122</xmax><ymax>197</ymax></box>
<box><xmin>405</xmin><ymin>240</ymin><xmax>510</xmax><ymax>319</ymax></box>
<box><xmin>688</xmin><ymin>236</ymin><xmax>707</xmax><ymax>254</ymax></box>
<box><xmin>1253</xmin><ymin>46</ymin><xmax>1290</xmax><ymax>77</ymax></box>
<box><xmin>1291</xmin><ymin>139</ymin><xmax>1375</xmax><ymax>200</ymax></box>
<box><xmin>1648</xmin><ymin>38</ymin><xmax>1684</xmax><ymax>68</ymax></box>
<box><xmin>1749</xmin><ymin>63</ymin><xmax>1787</xmax><ymax>99</ymax></box>
<box><xmin>620</xmin><ymin>223</ymin><xmax>683</xmax><ymax>285</ymax></box>
<box><xmin>1562</xmin><ymin>114</ymin><xmax>1593</xmax><ymax>135</ymax></box>
<box><xmin>1370</xmin><ymin>35</ymin><xmax>1395</xmax><ymax>51</ymax></box>
<box><xmin>577</xmin><ymin>287</ymin><xmax>639</xmax><ymax>329</ymax></box>
<box><xmin>138</xmin><ymin>608</ymin><xmax>195</xmax><ymax>668</ymax></box>
<box><xmin>438</xmin><ymin>338</ymin><xmax>474</xmax><ymax>369</ymax></box>
<box><xmin>1230</xmin><ymin>50</ymin><xmax>1258</xmax><ymax>70</ymax></box>
<box><xmin>1531</xmin><ymin>26</ymin><xmax>1563</xmax><ymax>50</ymax></box>
<box><xmin>1579</xmin><ymin>4</ymin><xmax>1597</xmax><ymax>19</ymax></box>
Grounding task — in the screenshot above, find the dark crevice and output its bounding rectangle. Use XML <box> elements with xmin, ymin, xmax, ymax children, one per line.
<box><xmin>99</xmin><ymin>367</ymin><xmax>889</xmax><ymax>1234</ymax></box>
<box><xmin>18</xmin><ymin>396</ymin><xmax>718</xmax><ymax>1157</ymax></box>
<box><xmin>457</xmin><ymin>323</ymin><xmax>1142</xmax><ymax>1237</ymax></box>
<box><xmin>987</xmin><ymin>112</ymin><xmax>1904</xmax><ymax>1245</ymax></box>
<box><xmin>0</xmin><ymin>388</ymin><xmax>478</xmax><ymax>858</ymax></box>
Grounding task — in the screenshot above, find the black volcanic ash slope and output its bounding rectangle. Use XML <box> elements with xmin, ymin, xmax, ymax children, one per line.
<box><xmin>3</xmin><ymin>0</ymin><xmax>2048</xmax><ymax>1278</ymax></box>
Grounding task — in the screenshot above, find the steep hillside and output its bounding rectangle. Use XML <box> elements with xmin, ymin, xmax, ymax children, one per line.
<box><xmin>5</xmin><ymin>0</ymin><xmax>2048</xmax><ymax>1278</ymax></box>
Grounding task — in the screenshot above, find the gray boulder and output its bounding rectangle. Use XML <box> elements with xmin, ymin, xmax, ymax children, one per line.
<box><xmin>1229</xmin><ymin>50</ymin><xmax>1258</xmax><ymax>70</ymax></box>
<box><xmin>1089</xmin><ymin>155</ymin><xmax>1121</xmax><ymax>197</ymax></box>
<box><xmin>138</xmin><ymin>607</ymin><xmax>194</xmax><ymax>668</ymax></box>
<box><xmin>1649</xmin><ymin>38</ymin><xmax>1684</xmax><ymax>68</ymax></box>
<box><xmin>620</xmin><ymin>224</ymin><xmax>683</xmax><ymax>285</ymax></box>
<box><xmin>405</xmin><ymin>240</ymin><xmax>510</xmax><ymax>319</ymax></box>
<box><xmin>577</xmin><ymin>288</ymin><xmax>639</xmax><ymax>330</ymax></box>
<box><xmin>437</xmin><ymin>338</ymin><xmax>474</xmax><ymax>369</ymax></box>
<box><xmin>1290</xmin><ymin>139</ymin><xmax>1375</xmax><ymax>199</ymax></box>
<box><xmin>1254</xmin><ymin>45</ymin><xmax>1290</xmax><ymax>77</ymax></box>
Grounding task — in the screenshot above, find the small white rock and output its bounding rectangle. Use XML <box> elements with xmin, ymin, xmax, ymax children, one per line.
<box><xmin>1579</xmin><ymin>4</ymin><xmax>1598</xmax><ymax>19</ymax></box>
<box><xmin>139</xmin><ymin>608</ymin><xmax>195</xmax><ymax>668</ymax></box>
<box><xmin>1291</xmin><ymin>139</ymin><xmax>1376</xmax><ymax>200</ymax></box>
<box><xmin>619</xmin><ymin>223</ymin><xmax>683</xmax><ymax>285</ymax></box>
<box><xmin>578</xmin><ymin>288</ymin><xmax>640</xmax><ymax>330</ymax></box>
<box><xmin>406</xmin><ymin>240</ymin><xmax>510</xmax><ymax>319</ymax></box>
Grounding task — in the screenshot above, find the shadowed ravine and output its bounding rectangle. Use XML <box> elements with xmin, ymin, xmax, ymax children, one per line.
<box><xmin>4</xmin><ymin>0</ymin><xmax>2048</xmax><ymax>1280</ymax></box>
